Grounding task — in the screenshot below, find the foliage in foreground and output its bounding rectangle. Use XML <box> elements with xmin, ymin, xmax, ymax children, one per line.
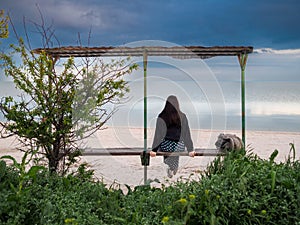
<box><xmin>0</xmin><ymin>145</ymin><xmax>299</xmax><ymax>225</ymax></box>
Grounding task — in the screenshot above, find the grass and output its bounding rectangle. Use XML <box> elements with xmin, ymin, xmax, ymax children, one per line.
<box><xmin>0</xmin><ymin>144</ymin><xmax>299</xmax><ymax>225</ymax></box>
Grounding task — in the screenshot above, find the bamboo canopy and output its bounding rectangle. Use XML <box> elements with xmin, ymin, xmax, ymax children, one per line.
<box><xmin>33</xmin><ymin>45</ymin><xmax>253</xmax><ymax>184</ymax></box>
<box><xmin>33</xmin><ymin>46</ymin><xmax>253</xmax><ymax>59</ymax></box>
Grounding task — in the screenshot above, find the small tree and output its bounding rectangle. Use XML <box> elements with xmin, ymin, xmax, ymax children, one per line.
<box><xmin>0</xmin><ymin>23</ymin><xmax>137</xmax><ymax>174</ymax></box>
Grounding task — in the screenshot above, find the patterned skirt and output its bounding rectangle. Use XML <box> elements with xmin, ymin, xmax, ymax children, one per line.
<box><xmin>160</xmin><ymin>139</ymin><xmax>185</xmax><ymax>170</ymax></box>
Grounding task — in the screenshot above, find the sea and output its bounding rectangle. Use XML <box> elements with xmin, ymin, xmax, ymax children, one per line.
<box><xmin>1</xmin><ymin>55</ymin><xmax>299</xmax><ymax>133</ymax></box>
<box><xmin>108</xmin><ymin>80</ymin><xmax>300</xmax><ymax>133</ymax></box>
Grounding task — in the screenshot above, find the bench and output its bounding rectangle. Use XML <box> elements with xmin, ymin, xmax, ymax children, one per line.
<box><xmin>82</xmin><ymin>148</ymin><xmax>225</xmax><ymax>166</ymax></box>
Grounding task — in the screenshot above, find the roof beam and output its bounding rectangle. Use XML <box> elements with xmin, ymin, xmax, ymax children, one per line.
<box><xmin>32</xmin><ymin>46</ymin><xmax>253</xmax><ymax>59</ymax></box>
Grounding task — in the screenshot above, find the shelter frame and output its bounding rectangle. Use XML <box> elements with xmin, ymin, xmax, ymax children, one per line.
<box><xmin>34</xmin><ymin>45</ymin><xmax>253</xmax><ymax>184</ymax></box>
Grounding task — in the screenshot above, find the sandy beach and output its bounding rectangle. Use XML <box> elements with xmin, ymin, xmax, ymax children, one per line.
<box><xmin>1</xmin><ymin>127</ymin><xmax>299</xmax><ymax>189</ymax></box>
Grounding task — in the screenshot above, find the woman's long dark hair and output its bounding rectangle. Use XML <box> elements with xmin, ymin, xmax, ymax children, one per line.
<box><xmin>159</xmin><ymin>95</ymin><xmax>181</xmax><ymax>127</ymax></box>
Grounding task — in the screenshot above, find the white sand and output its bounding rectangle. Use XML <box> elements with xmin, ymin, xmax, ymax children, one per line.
<box><xmin>1</xmin><ymin>127</ymin><xmax>299</xmax><ymax>189</ymax></box>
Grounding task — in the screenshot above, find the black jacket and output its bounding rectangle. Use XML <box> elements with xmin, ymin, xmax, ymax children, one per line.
<box><xmin>152</xmin><ymin>112</ymin><xmax>194</xmax><ymax>152</ymax></box>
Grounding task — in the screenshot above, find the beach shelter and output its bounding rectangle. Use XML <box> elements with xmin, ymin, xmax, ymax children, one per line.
<box><xmin>33</xmin><ymin>45</ymin><xmax>253</xmax><ymax>183</ymax></box>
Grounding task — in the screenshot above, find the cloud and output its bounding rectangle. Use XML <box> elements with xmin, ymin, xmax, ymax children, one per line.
<box><xmin>7</xmin><ymin>1</ymin><xmax>138</xmax><ymax>30</ymax></box>
<box><xmin>254</xmin><ymin>48</ymin><xmax>300</xmax><ymax>55</ymax></box>
<box><xmin>44</xmin><ymin>2</ymin><xmax>107</xmax><ymax>29</ymax></box>
<box><xmin>2</xmin><ymin>0</ymin><xmax>300</xmax><ymax>48</ymax></box>
<box><xmin>78</xmin><ymin>0</ymin><xmax>299</xmax><ymax>48</ymax></box>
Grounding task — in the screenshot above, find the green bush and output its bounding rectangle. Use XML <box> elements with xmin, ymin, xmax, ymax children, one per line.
<box><xmin>0</xmin><ymin>145</ymin><xmax>299</xmax><ymax>224</ymax></box>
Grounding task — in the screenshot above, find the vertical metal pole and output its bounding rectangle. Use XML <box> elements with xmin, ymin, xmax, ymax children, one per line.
<box><xmin>238</xmin><ymin>54</ymin><xmax>248</xmax><ymax>147</ymax></box>
<box><xmin>143</xmin><ymin>49</ymin><xmax>148</xmax><ymax>184</ymax></box>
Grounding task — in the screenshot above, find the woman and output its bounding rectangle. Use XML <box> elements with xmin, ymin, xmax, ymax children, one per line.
<box><xmin>150</xmin><ymin>95</ymin><xmax>195</xmax><ymax>178</ymax></box>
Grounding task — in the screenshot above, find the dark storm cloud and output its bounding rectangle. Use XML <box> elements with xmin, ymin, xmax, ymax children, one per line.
<box><xmin>2</xmin><ymin>0</ymin><xmax>300</xmax><ymax>48</ymax></box>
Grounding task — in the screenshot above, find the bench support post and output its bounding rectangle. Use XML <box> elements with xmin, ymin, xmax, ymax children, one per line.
<box><xmin>143</xmin><ymin>49</ymin><xmax>148</xmax><ymax>184</ymax></box>
<box><xmin>238</xmin><ymin>53</ymin><xmax>248</xmax><ymax>147</ymax></box>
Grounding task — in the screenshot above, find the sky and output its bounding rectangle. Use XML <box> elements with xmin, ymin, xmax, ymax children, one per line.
<box><xmin>1</xmin><ymin>0</ymin><xmax>300</xmax><ymax>132</ymax></box>
<box><xmin>1</xmin><ymin>0</ymin><xmax>300</xmax><ymax>49</ymax></box>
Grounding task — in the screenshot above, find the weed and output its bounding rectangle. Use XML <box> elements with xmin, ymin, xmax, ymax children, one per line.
<box><xmin>0</xmin><ymin>144</ymin><xmax>299</xmax><ymax>224</ymax></box>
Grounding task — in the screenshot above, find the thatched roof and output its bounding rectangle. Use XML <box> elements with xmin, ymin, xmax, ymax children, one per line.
<box><xmin>33</xmin><ymin>46</ymin><xmax>253</xmax><ymax>59</ymax></box>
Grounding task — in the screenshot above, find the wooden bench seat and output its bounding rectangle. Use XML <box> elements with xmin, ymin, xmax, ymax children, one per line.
<box><xmin>82</xmin><ymin>148</ymin><xmax>225</xmax><ymax>156</ymax></box>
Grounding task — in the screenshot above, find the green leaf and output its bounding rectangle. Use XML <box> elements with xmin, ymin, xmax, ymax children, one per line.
<box><xmin>269</xmin><ymin>149</ymin><xmax>278</xmax><ymax>163</ymax></box>
<box><xmin>27</xmin><ymin>165</ymin><xmax>45</xmax><ymax>179</ymax></box>
<box><xmin>0</xmin><ymin>155</ymin><xmax>20</xmax><ymax>170</ymax></box>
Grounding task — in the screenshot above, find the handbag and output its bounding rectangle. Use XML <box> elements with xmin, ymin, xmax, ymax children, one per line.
<box><xmin>160</xmin><ymin>138</ymin><xmax>185</xmax><ymax>152</ymax></box>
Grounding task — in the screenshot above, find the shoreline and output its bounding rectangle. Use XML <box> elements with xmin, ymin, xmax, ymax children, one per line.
<box><xmin>1</xmin><ymin>127</ymin><xmax>299</xmax><ymax>158</ymax></box>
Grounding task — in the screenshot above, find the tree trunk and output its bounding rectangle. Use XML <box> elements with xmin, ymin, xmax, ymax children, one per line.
<box><xmin>48</xmin><ymin>143</ymin><xmax>60</xmax><ymax>173</ymax></box>
<box><xmin>48</xmin><ymin>155</ymin><xmax>58</xmax><ymax>173</ymax></box>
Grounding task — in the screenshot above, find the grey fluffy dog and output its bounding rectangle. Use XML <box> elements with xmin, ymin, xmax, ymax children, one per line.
<box><xmin>215</xmin><ymin>133</ymin><xmax>244</xmax><ymax>152</ymax></box>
